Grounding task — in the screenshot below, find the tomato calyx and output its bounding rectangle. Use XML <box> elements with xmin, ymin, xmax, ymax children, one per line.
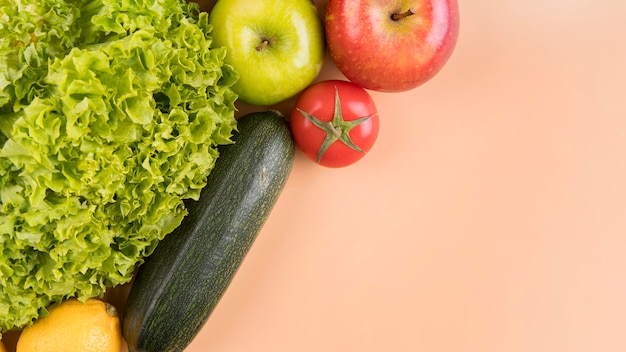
<box><xmin>296</xmin><ymin>87</ymin><xmax>378</xmax><ymax>163</ymax></box>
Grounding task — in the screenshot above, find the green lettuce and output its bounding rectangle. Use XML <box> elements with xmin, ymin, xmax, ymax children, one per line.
<box><xmin>0</xmin><ymin>0</ymin><xmax>238</xmax><ymax>332</ymax></box>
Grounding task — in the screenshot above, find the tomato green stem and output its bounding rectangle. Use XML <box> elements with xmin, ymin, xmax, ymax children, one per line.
<box><xmin>296</xmin><ymin>86</ymin><xmax>377</xmax><ymax>163</ymax></box>
<box><xmin>327</xmin><ymin>122</ymin><xmax>342</xmax><ymax>139</ymax></box>
<box><xmin>391</xmin><ymin>8</ymin><xmax>417</xmax><ymax>21</ymax></box>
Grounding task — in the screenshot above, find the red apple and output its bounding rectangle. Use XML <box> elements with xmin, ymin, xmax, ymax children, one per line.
<box><xmin>325</xmin><ymin>0</ymin><xmax>460</xmax><ymax>92</ymax></box>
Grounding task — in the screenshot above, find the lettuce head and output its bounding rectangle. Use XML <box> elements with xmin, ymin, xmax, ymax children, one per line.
<box><xmin>0</xmin><ymin>0</ymin><xmax>238</xmax><ymax>332</ymax></box>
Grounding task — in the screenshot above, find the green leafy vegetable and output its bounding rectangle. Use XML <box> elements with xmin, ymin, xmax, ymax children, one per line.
<box><xmin>0</xmin><ymin>0</ymin><xmax>238</xmax><ymax>332</ymax></box>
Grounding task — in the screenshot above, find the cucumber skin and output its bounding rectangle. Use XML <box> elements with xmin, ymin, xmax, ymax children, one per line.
<box><xmin>123</xmin><ymin>110</ymin><xmax>295</xmax><ymax>352</ymax></box>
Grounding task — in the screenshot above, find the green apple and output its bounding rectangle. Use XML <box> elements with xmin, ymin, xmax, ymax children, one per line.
<box><xmin>208</xmin><ymin>0</ymin><xmax>325</xmax><ymax>106</ymax></box>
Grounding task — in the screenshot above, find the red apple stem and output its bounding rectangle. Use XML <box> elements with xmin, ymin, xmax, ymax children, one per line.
<box><xmin>391</xmin><ymin>7</ymin><xmax>417</xmax><ymax>21</ymax></box>
<box><xmin>256</xmin><ymin>39</ymin><xmax>270</xmax><ymax>51</ymax></box>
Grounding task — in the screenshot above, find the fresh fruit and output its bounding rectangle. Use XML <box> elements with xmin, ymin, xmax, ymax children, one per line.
<box><xmin>123</xmin><ymin>110</ymin><xmax>295</xmax><ymax>352</ymax></box>
<box><xmin>208</xmin><ymin>0</ymin><xmax>325</xmax><ymax>106</ymax></box>
<box><xmin>0</xmin><ymin>339</ymin><xmax>7</xmax><ymax>352</ymax></box>
<box><xmin>291</xmin><ymin>80</ymin><xmax>380</xmax><ymax>167</ymax></box>
<box><xmin>15</xmin><ymin>298</ymin><xmax>121</xmax><ymax>352</ymax></box>
<box><xmin>325</xmin><ymin>0</ymin><xmax>460</xmax><ymax>92</ymax></box>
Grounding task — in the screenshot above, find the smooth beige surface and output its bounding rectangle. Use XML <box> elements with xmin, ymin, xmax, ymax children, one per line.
<box><xmin>6</xmin><ymin>0</ymin><xmax>626</xmax><ymax>351</ymax></box>
<box><xmin>186</xmin><ymin>1</ymin><xmax>626</xmax><ymax>351</ymax></box>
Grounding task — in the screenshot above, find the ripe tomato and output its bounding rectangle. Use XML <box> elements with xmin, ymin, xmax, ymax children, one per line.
<box><xmin>290</xmin><ymin>80</ymin><xmax>379</xmax><ymax>168</ymax></box>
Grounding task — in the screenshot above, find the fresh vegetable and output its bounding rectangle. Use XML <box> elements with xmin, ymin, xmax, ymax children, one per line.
<box><xmin>123</xmin><ymin>110</ymin><xmax>295</xmax><ymax>352</ymax></box>
<box><xmin>0</xmin><ymin>0</ymin><xmax>238</xmax><ymax>332</ymax></box>
<box><xmin>290</xmin><ymin>80</ymin><xmax>379</xmax><ymax>167</ymax></box>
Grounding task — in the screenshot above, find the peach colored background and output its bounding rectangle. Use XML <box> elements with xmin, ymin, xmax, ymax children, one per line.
<box><xmin>5</xmin><ymin>0</ymin><xmax>626</xmax><ymax>351</ymax></box>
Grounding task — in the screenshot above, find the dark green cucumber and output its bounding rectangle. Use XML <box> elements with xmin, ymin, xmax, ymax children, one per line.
<box><xmin>123</xmin><ymin>110</ymin><xmax>295</xmax><ymax>352</ymax></box>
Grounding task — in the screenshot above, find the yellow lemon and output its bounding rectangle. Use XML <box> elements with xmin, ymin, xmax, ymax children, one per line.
<box><xmin>16</xmin><ymin>298</ymin><xmax>121</xmax><ymax>352</ymax></box>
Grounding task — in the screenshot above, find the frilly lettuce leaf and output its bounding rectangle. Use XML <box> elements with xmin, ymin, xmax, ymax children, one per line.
<box><xmin>0</xmin><ymin>0</ymin><xmax>238</xmax><ymax>332</ymax></box>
